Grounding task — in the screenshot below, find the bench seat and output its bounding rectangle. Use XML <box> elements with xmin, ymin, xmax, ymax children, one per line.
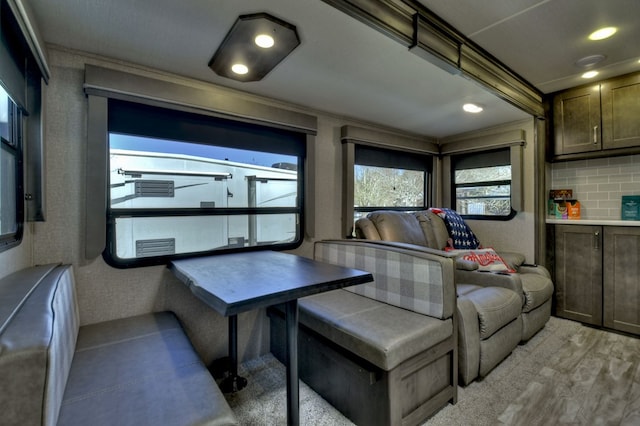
<box><xmin>297</xmin><ymin>289</ymin><xmax>453</xmax><ymax>371</ymax></box>
<box><xmin>269</xmin><ymin>240</ymin><xmax>458</xmax><ymax>426</ymax></box>
<box><xmin>0</xmin><ymin>264</ymin><xmax>238</xmax><ymax>426</ymax></box>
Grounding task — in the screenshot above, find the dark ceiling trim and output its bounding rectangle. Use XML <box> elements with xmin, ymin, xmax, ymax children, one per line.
<box><xmin>83</xmin><ymin>65</ymin><xmax>318</xmax><ymax>135</ymax></box>
<box><xmin>340</xmin><ymin>125</ymin><xmax>439</xmax><ymax>154</ymax></box>
<box><xmin>320</xmin><ymin>0</ymin><xmax>544</xmax><ymax>118</ymax></box>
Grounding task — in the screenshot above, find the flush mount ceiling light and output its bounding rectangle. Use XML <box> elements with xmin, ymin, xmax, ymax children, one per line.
<box><xmin>588</xmin><ymin>27</ymin><xmax>617</xmax><ymax>41</ymax></box>
<box><xmin>575</xmin><ymin>54</ymin><xmax>606</xmax><ymax>69</ymax></box>
<box><xmin>209</xmin><ymin>13</ymin><xmax>300</xmax><ymax>82</ymax></box>
<box><xmin>463</xmin><ymin>103</ymin><xmax>484</xmax><ymax>113</ymax></box>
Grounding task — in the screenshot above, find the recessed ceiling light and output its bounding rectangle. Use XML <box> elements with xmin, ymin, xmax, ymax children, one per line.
<box><xmin>463</xmin><ymin>103</ymin><xmax>483</xmax><ymax>113</ymax></box>
<box><xmin>582</xmin><ymin>70</ymin><xmax>599</xmax><ymax>79</ymax></box>
<box><xmin>255</xmin><ymin>34</ymin><xmax>275</xmax><ymax>48</ymax></box>
<box><xmin>589</xmin><ymin>27</ymin><xmax>617</xmax><ymax>41</ymax></box>
<box><xmin>231</xmin><ymin>63</ymin><xmax>249</xmax><ymax>75</ymax></box>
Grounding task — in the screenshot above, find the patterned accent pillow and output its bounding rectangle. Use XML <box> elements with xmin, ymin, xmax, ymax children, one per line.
<box><xmin>446</xmin><ymin>248</ymin><xmax>514</xmax><ymax>273</ymax></box>
<box><xmin>429</xmin><ymin>208</ymin><xmax>481</xmax><ymax>249</ymax></box>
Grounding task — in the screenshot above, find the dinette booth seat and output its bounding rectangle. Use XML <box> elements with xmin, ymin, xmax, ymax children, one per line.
<box><xmin>269</xmin><ymin>239</ymin><xmax>458</xmax><ymax>426</ymax></box>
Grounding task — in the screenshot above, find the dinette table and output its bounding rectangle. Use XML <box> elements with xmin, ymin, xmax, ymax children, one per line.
<box><xmin>169</xmin><ymin>250</ymin><xmax>373</xmax><ymax>426</ymax></box>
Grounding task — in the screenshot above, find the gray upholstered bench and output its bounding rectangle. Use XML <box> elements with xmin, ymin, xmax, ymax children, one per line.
<box><xmin>0</xmin><ymin>264</ymin><xmax>238</xmax><ymax>426</ymax></box>
<box><xmin>269</xmin><ymin>240</ymin><xmax>458</xmax><ymax>426</ymax></box>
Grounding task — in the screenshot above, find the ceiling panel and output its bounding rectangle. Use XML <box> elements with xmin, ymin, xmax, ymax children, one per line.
<box><xmin>28</xmin><ymin>0</ymin><xmax>531</xmax><ymax>138</ymax></box>
<box><xmin>421</xmin><ymin>0</ymin><xmax>640</xmax><ymax>93</ymax></box>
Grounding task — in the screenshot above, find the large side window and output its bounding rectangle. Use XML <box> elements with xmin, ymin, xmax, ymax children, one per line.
<box><xmin>105</xmin><ymin>100</ymin><xmax>305</xmax><ymax>267</ymax></box>
<box><xmin>452</xmin><ymin>148</ymin><xmax>515</xmax><ymax>219</ymax></box>
<box><xmin>353</xmin><ymin>145</ymin><xmax>431</xmax><ymax>224</ymax></box>
<box><xmin>0</xmin><ymin>85</ymin><xmax>22</xmax><ymax>249</ymax></box>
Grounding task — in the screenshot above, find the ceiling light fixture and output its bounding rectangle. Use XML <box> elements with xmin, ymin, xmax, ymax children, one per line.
<box><xmin>575</xmin><ymin>54</ymin><xmax>606</xmax><ymax>69</ymax></box>
<box><xmin>588</xmin><ymin>27</ymin><xmax>617</xmax><ymax>41</ymax></box>
<box><xmin>582</xmin><ymin>71</ymin><xmax>599</xmax><ymax>79</ymax></box>
<box><xmin>209</xmin><ymin>13</ymin><xmax>300</xmax><ymax>82</ymax></box>
<box><xmin>463</xmin><ymin>103</ymin><xmax>483</xmax><ymax>113</ymax></box>
<box><xmin>255</xmin><ymin>34</ymin><xmax>275</xmax><ymax>48</ymax></box>
<box><xmin>231</xmin><ymin>64</ymin><xmax>249</xmax><ymax>75</ymax></box>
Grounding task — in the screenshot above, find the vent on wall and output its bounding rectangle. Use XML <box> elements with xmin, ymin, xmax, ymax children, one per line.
<box><xmin>135</xmin><ymin>180</ymin><xmax>174</xmax><ymax>197</ymax></box>
<box><xmin>136</xmin><ymin>238</ymin><xmax>176</xmax><ymax>258</ymax></box>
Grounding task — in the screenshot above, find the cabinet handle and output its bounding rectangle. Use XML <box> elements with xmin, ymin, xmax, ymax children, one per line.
<box><xmin>594</xmin><ymin>231</ymin><xmax>600</xmax><ymax>250</ymax></box>
<box><xmin>593</xmin><ymin>125</ymin><xmax>598</xmax><ymax>144</ymax></box>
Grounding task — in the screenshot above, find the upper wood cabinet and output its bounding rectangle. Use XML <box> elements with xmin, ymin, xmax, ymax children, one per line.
<box><xmin>551</xmin><ymin>71</ymin><xmax>640</xmax><ymax>160</ymax></box>
<box><xmin>601</xmin><ymin>73</ymin><xmax>640</xmax><ymax>150</ymax></box>
<box><xmin>553</xmin><ymin>85</ymin><xmax>601</xmax><ymax>156</ymax></box>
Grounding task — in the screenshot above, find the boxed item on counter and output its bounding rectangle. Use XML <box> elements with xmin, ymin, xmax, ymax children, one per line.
<box><xmin>551</xmin><ymin>199</ymin><xmax>581</xmax><ymax>219</ymax></box>
<box><xmin>621</xmin><ymin>195</ymin><xmax>640</xmax><ymax>221</ymax></box>
<box><xmin>548</xmin><ymin>189</ymin><xmax>576</xmax><ymax>218</ymax></box>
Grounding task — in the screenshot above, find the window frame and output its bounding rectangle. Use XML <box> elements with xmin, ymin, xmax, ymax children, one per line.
<box><xmin>451</xmin><ymin>147</ymin><xmax>517</xmax><ymax>221</ymax></box>
<box><xmin>340</xmin><ymin>126</ymin><xmax>439</xmax><ymax>238</ymax></box>
<box><xmin>353</xmin><ymin>144</ymin><xmax>432</xmax><ymax>217</ymax></box>
<box><xmin>102</xmin><ymin>99</ymin><xmax>306</xmax><ymax>268</ymax></box>
<box><xmin>84</xmin><ymin>65</ymin><xmax>318</xmax><ymax>265</ymax></box>
<box><xmin>0</xmin><ymin>89</ymin><xmax>23</xmax><ymax>251</ymax></box>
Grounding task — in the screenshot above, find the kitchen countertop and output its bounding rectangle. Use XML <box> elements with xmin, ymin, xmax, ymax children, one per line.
<box><xmin>546</xmin><ymin>218</ymin><xmax>640</xmax><ymax>226</ymax></box>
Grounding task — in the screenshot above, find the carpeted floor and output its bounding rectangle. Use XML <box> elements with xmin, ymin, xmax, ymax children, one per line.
<box><xmin>226</xmin><ymin>316</ymin><xmax>640</xmax><ymax>425</ymax></box>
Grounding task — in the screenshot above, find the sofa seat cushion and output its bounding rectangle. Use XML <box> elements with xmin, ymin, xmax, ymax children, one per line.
<box><xmin>298</xmin><ymin>289</ymin><xmax>452</xmax><ymax>371</ymax></box>
<box><xmin>58</xmin><ymin>312</ymin><xmax>237</xmax><ymax>426</ymax></box>
<box><xmin>520</xmin><ymin>274</ymin><xmax>555</xmax><ymax>313</ymax></box>
<box><xmin>459</xmin><ymin>287</ymin><xmax>522</xmax><ymax>340</ymax></box>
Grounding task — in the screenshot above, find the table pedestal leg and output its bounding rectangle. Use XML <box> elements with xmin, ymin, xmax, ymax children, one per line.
<box><xmin>285</xmin><ymin>299</ymin><xmax>299</xmax><ymax>426</ymax></box>
<box><xmin>219</xmin><ymin>314</ymin><xmax>247</xmax><ymax>393</ymax></box>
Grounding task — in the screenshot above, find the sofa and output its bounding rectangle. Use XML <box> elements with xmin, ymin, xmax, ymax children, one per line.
<box><xmin>355</xmin><ymin>209</ymin><xmax>554</xmax><ymax>384</ymax></box>
<box><xmin>0</xmin><ymin>264</ymin><xmax>238</xmax><ymax>426</ymax></box>
<box><xmin>269</xmin><ymin>239</ymin><xmax>458</xmax><ymax>425</ymax></box>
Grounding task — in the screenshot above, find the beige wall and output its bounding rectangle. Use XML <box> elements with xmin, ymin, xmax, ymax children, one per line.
<box><xmin>447</xmin><ymin>119</ymin><xmax>537</xmax><ymax>262</ymax></box>
<box><xmin>2</xmin><ymin>46</ymin><xmax>538</xmax><ymax>361</ymax></box>
<box><xmin>18</xmin><ymin>46</ymin><xmax>433</xmax><ymax>362</ymax></box>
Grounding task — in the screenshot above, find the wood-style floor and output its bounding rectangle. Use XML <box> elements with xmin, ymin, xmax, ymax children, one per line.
<box><xmin>497</xmin><ymin>321</ymin><xmax>640</xmax><ymax>425</ymax></box>
<box><xmin>227</xmin><ymin>316</ymin><xmax>640</xmax><ymax>425</ymax></box>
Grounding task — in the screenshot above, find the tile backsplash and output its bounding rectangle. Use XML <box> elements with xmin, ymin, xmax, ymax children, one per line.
<box><xmin>550</xmin><ymin>154</ymin><xmax>640</xmax><ymax>219</ymax></box>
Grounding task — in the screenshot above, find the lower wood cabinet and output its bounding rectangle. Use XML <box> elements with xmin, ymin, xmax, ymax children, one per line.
<box><xmin>554</xmin><ymin>224</ymin><xmax>640</xmax><ymax>335</ymax></box>
<box><xmin>603</xmin><ymin>226</ymin><xmax>640</xmax><ymax>335</ymax></box>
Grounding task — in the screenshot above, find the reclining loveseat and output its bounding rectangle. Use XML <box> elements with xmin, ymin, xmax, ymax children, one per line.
<box><xmin>355</xmin><ymin>209</ymin><xmax>554</xmax><ymax>384</ymax></box>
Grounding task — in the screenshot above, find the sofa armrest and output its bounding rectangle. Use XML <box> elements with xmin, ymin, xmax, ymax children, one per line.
<box><xmin>455</xmin><ymin>258</ymin><xmax>480</xmax><ymax>271</ymax></box>
<box><xmin>455</xmin><ymin>269</ymin><xmax>524</xmax><ymax>301</ymax></box>
<box><xmin>518</xmin><ymin>264</ymin><xmax>551</xmax><ymax>279</ymax></box>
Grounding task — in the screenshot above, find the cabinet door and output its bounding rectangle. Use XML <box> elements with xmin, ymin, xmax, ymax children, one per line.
<box><xmin>603</xmin><ymin>227</ymin><xmax>640</xmax><ymax>335</ymax></box>
<box><xmin>553</xmin><ymin>85</ymin><xmax>601</xmax><ymax>155</ymax></box>
<box><xmin>601</xmin><ymin>73</ymin><xmax>640</xmax><ymax>150</ymax></box>
<box><xmin>554</xmin><ymin>225</ymin><xmax>602</xmax><ymax>325</ymax></box>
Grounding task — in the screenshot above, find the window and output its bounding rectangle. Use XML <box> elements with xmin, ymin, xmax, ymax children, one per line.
<box><xmin>105</xmin><ymin>100</ymin><xmax>305</xmax><ymax>267</ymax></box>
<box><xmin>0</xmin><ymin>85</ymin><xmax>22</xmax><ymax>249</ymax></box>
<box><xmin>353</xmin><ymin>145</ymin><xmax>431</xmax><ymax>223</ymax></box>
<box><xmin>452</xmin><ymin>148</ymin><xmax>515</xmax><ymax>219</ymax></box>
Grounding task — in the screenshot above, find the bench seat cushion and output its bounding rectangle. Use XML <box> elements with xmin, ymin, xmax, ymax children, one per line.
<box><xmin>58</xmin><ymin>312</ymin><xmax>237</xmax><ymax>426</ymax></box>
<box><xmin>298</xmin><ymin>289</ymin><xmax>452</xmax><ymax>371</ymax></box>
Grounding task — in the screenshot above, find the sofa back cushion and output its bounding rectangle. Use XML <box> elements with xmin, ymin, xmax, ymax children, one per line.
<box><xmin>354</xmin><ymin>217</ymin><xmax>381</xmax><ymax>240</ymax></box>
<box><xmin>414</xmin><ymin>210</ymin><xmax>450</xmax><ymax>250</ymax></box>
<box><xmin>366</xmin><ymin>211</ymin><xmax>428</xmax><ymax>246</ymax></box>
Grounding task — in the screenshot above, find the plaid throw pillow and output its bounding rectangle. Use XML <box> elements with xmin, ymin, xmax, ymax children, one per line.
<box><xmin>430</xmin><ymin>208</ymin><xmax>481</xmax><ymax>249</ymax></box>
